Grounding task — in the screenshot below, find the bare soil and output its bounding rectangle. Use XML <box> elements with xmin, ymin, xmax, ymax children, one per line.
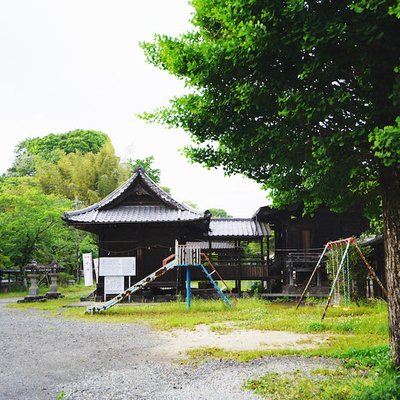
<box><xmin>157</xmin><ymin>324</ymin><xmax>328</xmax><ymax>356</ymax></box>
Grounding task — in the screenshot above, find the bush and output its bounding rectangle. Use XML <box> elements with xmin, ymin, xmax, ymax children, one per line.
<box><xmin>58</xmin><ymin>272</ymin><xmax>75</xmax><ymax>287</ymax></box>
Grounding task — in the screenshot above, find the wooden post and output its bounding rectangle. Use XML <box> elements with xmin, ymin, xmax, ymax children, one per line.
<box><xmin>354</xmin><ymin>243</ymin><xmax>387</xmax><ymax>298</ymax></box>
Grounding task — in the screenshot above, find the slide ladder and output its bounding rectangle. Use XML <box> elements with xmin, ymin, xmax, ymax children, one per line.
<box><xmin>200</xmin><ymin>252</ymin><xmax>238</xmax><ymax>306</ymax></box>
<box><xmin>87</xmin><ymin>251</ymin><xmax>238</xmax><ymax>314</ymax></box>
<box><xmin>87</xmin><ymin>259</ymin><xmax>177</xmax><ymax>314</ymax></box>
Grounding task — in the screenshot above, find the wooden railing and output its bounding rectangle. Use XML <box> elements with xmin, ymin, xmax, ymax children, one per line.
<box><xmin>199</xmin><ymin>251</ymin><xmax>268</xmax><ymax>279</ymax></box>
<box><xmin>272</xmin><ymin>250</ymin><xmax>325</xmax><ymax>266</ymax></box>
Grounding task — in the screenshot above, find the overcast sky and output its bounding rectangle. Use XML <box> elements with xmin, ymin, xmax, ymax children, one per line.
<box><xmin>0</xmin><ymin>0</ymin><xmax>270</xmax><ymax>217</ymax></box>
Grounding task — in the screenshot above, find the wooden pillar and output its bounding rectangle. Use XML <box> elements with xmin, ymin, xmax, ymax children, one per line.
<box><xmin>235</xmin><ymin>279</ymin><xmax>242</xmax><ymax>296</ymax></box>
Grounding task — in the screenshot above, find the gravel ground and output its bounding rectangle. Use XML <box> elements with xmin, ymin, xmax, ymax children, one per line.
<box><xmin>0</xmin><ymin>301</ymin><xmax>339</xmax><ymax>400</ymax></box>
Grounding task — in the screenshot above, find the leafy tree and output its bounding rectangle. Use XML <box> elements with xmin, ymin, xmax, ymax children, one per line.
<box><xmin>35</xmin><ymin>139</ymin><xmax>129</xmax><ymax>205</ymax></box>
<box><xmin>208</xmin><ymin>208</ymin><xmax>232</xmax><ymax>218</ymax></box>
<box><xmin>183</xmin><ymin>200</ymin><xmax>199</xmax><ymax>209</ymax></box>
<box><xmin>126</xmin><ymin>155</ymin><xmax>172</xmax><ymax>193</ymax></box>
<box><xmin>0</xmin><ymin>179</ymin><xmax>75</xmax><ymax>271</ymax></box>
<box><xmin>127</xmin><ymin>156</ymin><xmax>161</xmax><ymax>183</ymax></box>
<box><xmin>0</xmin><ymin>177</ymin><xmax>97</xmax><ymax>275</ymax></box>
<box><xmin>142</xmin><ymin>1</ymin><xmax>400</xmax><ymax>365</ymax></box>
<box><xmin>7</xmin><ymin>129</ymin><xmax>108</xmax><ymax>176</ymax></box>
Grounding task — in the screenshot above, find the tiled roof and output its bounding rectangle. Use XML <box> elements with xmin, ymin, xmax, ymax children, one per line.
<box><xmin>62</xmin><ymin>169</ymin><xmax>271</xmax><ymax>236</ymax></box>
<box><xmin>209</xmin><ymin>218</ymin><xmax>271</xmax><ymax>238</ymax></box>
<box><xmin>65</xmin><ymin>205</ymin><xmax>206</xmax><ymax>223</ymax></box>
<box><xmin>63</xmin><ymin>168</ymin><xmax>208</xmax><ymax>224</ymax></box>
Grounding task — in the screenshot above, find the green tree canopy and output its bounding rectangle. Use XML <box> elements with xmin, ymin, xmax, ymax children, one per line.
<box><xmin>126</xmin><ymin>156</ymin><xmax>161</xmax><ymax>183</ymax></box>
<box><xmin>142</xmin><ymin>0</ymin><xmax>400</xmax><ymax>365</ymax></box>
<box><xmin>7</xmin><ymin>129</ymin><xmax>109</xmax><ymax>176</ymax></box>
<box><xmin>35</xmin><ymin>139</ymin><xmax>129</xmax><ymax>205</ymax></box>
<box><xmin>0</xmin><ymin>179</ymin><xmax>78</xmax><ymax>271</ymax></box>
<box><xmin>142</xmin><ymin>0</ymin><xmax>400</xmax><ymax>214</ymax></box>
<box><xmin>208</xmin><ymin>208</ymin><xmax>232</xmax><ymax>218</ymax></box>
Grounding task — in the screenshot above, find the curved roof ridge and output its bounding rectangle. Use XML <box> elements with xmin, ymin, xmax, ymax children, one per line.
<box><xmin>210</xmin><ymin>217</ymin><xmax>254</xmax><ymax>221</ymax></box>
<box><xmin>64</xmin><ymin>169</ymin><xmax>141</xmax><ymax>217</ymax></box>
<box><xmin>138</xmin><ymin>168</ymin><xmax>201</xmax><ymax>213</ymax></box>
<box><xmin>63</xmin><ymin>168</ymin><xmax>206</xmax><ymax>219</ymax></box>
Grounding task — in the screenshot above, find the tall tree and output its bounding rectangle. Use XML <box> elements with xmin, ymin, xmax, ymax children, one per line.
<box><xmin>142</xmin><ymin>1</ymin><xmax>400</xmax><ymax>365</ymax></box>
<box><xmin>35</xmin><ymin>139</ymin><xmax>129</xmax><ymax>205</ymax></box>
<box><xmin>126</xmin><ymin>156</ymin><xmax>161</xmax><ymax>183</ymax></box>
<box><xmin>208</xmin><ymin>208</ymin><xmax>232</xmax><ymax>218</ymax></box>
<box><xmin>7</xmin><ymin>129</ymin><xmax>109</xmax><ymax>176</ymax></box>
<box><xmin>0</xmin><ymin>179</ymin><xmax>76</xmax><ymax>271</ymax></box>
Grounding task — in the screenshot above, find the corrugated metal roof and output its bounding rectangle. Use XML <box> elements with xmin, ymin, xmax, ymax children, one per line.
<box><xmin>66</xmin><ymin>206</ymin><xmax>206</xmax><ymax>223</ymax></box>
<box><xmin>186</xmin><ymin>241</ymin><xmax>236</xmax><ymax>249</ymax></box>
<box><xmin>209</xmin><ymin>219</ymin><xmax>271</xmax><ymax>238</ymax></box>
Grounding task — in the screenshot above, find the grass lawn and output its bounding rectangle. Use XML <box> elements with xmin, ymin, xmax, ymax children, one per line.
<box><xmin>6</xmin><ymin>287</ymin><xmax>400</xmax><ymax>399</ymax></box>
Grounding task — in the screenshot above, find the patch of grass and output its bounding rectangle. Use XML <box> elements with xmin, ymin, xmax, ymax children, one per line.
<box><xmin>0</xmin><ymin>290</ymin><xmax>27</xmax><ymax>299</ymax></box>
<box><xmin>9</xmin><ymin>296</ymin><xmax>388</xmax><ymax>336</ymax></box>
<box><xmin>244</xmin><ymin>347</ymin><xmax>400</xmax><ymax>400</ymax></box>
<box><xmin>55</xmin><ymin>391</ymin><xmax>65</xmax><ymax>400</ymax></box>
<box><xmin>0</xmin><ymin>283</ymin><xmax>95</xmax><ymax>300</ymax></box>
<box><xmin>244</xmin><ymin>369</ymin><xmax>368</xmax><ymax>400</ymax></box>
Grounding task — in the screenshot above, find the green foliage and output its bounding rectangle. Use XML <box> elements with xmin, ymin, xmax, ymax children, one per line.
<box><xmin>245</xmin><ymin>346</ymin><xmax>400</xmax><ymax>400</ymax></box>
<box><xmin>19</xmin><ymin>129</ymin><xmax>107</xmax><ymax>160</ymax></box>
<box><xmin>8</xmin><ymin>130</ymin><xmax>108</xmax><ymax>177</ymax></box>
<box><xmin>208</xmin><ymin>207</ymin><xmax>232</xmax><ymax>217</ymax></box>
<box><xmin>183</xmin><ymin>200</ymin><xmax>199</xmax><ymax>209</ymax></box>
<box><xmin>35</xmin><ymin>139</ymin><xmax>129</xmax><ymax>205</ymax></box>
<box><xmin>0</xmin><ymin>178</ymin><xmax>76</xmax><ymax>270</ymax></box>
<box><xmin>369</xmin><ymin>117</ymin><xmax>400</xmax><ymax>167</ymax></box>
<box><xmin>141</xmin><ymin>0</ymin><xmax>400</xmax><ymax>220</ymax></box>
<box><xmin>0</xmin><ymin>177</ymin><xmax>96</xmax><ymax>273</ymax></box>
<box><xmin>57</xmin><ymin>272</ymin><xmax>75</xmax><ymax>287</ymax></box>
<box><xmin>244</xmin><ymin>369</ymin><xmax>361</xmax><ymax>400</ymax></box>
<box><xmin>126</xmin><ymin>156</ymin><xmax>161</xmax><ymax>183</ymax></box>
<box><xmin>55</xmin><ymin>391</ymin><xmax>65</xmax><ymax>400</ymax></box>
<box><xmin>325</xmin><ymin>245</ymin><xmax>373</xmax><ymax>300</ymax></box>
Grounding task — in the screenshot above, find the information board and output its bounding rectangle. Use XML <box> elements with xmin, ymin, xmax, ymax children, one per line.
<box><xmin>93</xmin><ymin>258</ymin><xmax>99</xmax><ymax>283</ymax></box>
<box><xmin>99</xmin><ymin>257</ymin><xmax>136</xmax><ymax>276</ymax></box>
<box><xmin>104</xmin><ymin>276</ymin><xmax>125</xmax><ymax>294</ymax></box>
<box><xmin>82</xmin><ymin>253</ymin><xmax>93</xmax><ymax>286</ymax></box>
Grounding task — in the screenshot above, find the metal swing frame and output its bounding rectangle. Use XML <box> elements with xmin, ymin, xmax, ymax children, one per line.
<box><xmin>296</xmin><ymin>237</ymin><xmax>387</xmax><ymax>320</ymax></box>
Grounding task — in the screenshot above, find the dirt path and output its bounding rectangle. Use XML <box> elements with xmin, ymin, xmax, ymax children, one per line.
<box><xmin>0</xmin><ymin>302</ymin><xmax>339</xmax><ymax>400</ymax></box>
<box><xmin>157</xmin><ymin>324</ymin><xmax>328</xmax><ymax>356</ymax></box>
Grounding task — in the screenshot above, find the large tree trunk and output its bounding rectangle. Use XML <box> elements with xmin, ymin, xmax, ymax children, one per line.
<box><xmin>381</xmin><ymin>165</ymin><xmax>400</xmax><ymax>367</ymax></box>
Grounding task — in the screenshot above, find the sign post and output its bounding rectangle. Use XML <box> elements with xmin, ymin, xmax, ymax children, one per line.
<box><xmin>82</xmin><ymin>253</ymin><xmax>93</xmax><ymax>286</ymax></box>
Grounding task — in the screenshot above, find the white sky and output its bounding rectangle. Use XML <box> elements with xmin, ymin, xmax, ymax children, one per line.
<box><xmin>0</xmin><ymin>0</ymin><xmax>270</xmax><ymax>217</ymax></box>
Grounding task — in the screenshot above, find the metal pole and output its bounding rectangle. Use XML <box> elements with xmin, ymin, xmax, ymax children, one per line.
<box><xmin>186</xmin><ymin>265</ymin><xmax>191</xmax><ymax>310</ymax></box>
<box><xmin>321</xmin><ymin>240</ymin><xmax>351</xmax><ymax>320</ymax></box>
<box><xmin>296</xmin><ymin>243</ymin><xmax>329</xmax><ymax>309</ymax></box>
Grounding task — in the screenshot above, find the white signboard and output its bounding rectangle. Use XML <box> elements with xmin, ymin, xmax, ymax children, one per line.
<box><xmin>99</xmin><ymin>257</ymin><xmax>136</xmax><ymax>276</ymax></box>
<box><xmin>82</xmin><ymin>253</ymin><xmax>93</xmax><ymax>286</ymax></box>
<box><xmin>104</xmin><ymin>276</ymin><xmax>125</xmax><ymax>294</ymax></box>
<box><xmin>93</xmin><ymin>258</ymin><xmax>99</xmax><ymax>283</ymax></box>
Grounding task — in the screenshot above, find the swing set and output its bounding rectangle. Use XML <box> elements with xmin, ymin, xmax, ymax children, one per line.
<box><xmin>296</xmin><ymin>237</ymin><xmax>387</xmax><ymax>320</ymax></box>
